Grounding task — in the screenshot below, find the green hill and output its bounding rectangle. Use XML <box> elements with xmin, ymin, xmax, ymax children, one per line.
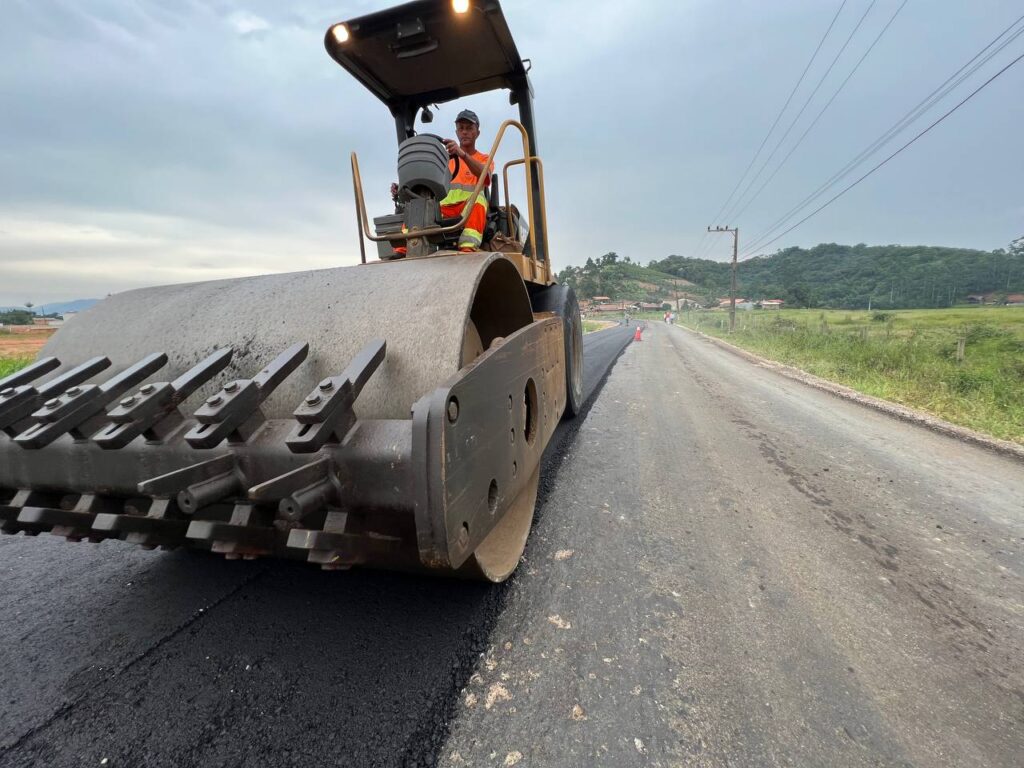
<box><xmin>20</xmin><ymin>245</ymin><xmax>1016</xmax><ymax>312</ymax></box>
<box><xmin>646</xmin><ymin>240</ymin><xmax>1023</xmax><ymax>309</ymax></box>
<box><xmin>557</xmin><ymin>253</ymin><xmax>700</xmax><ymax>304</ymax></box>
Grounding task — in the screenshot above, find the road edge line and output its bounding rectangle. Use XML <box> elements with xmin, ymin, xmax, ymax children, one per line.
<box><xmin>674</xmin><ymin>324</ymin><xmax>1024</xmax><ymax>463</ymax></box>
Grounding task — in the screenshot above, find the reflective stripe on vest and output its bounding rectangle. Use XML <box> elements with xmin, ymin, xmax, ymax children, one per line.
<box><xmin>441</xmin><ymin>188</ymin><xmax>488</xmax><ymax>207</ymax></box>
<box><xmin>459</xmin><ymin>227</ymin><xmax>483</xmax><ymax>248</ymax></box>
<box><xmin>441</xmin><ymin>150</ymin><xmax>489</xmax><ymax>207</ymax></box>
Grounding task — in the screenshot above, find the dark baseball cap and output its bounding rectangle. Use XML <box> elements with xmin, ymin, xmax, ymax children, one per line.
<box><xmin>455</xmin><ymin>109</ymin><xmax>479</xmax><ymax>126</ymax></box>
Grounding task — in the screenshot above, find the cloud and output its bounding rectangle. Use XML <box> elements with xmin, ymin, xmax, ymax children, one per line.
<box><xmin>0</xmin><ymin>0</ymin><xmax>1021</xmax><ymax>306</ymax></box>
<box><xmin>227</xmin><ymin>12</ymin><xmax>271</xmax><ymax>37</ymax></box>
<box><xmin>0</xmin><ymin>207</ymin><xmax>357</xmax><ymax>303</ymax></box>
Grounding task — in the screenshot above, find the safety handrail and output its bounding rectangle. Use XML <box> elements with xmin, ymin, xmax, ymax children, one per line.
<box><xmin>350</xmin><ymin>118</ymin><xmax>544</xmax><ymax>260</ymax></box>
<box><xmin>502</xmin><ymin>156</ymin><xmax>549</xmax><ymax>255</ymax></box>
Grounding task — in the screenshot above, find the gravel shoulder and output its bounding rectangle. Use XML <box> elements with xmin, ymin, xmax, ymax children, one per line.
<box><xmin>678</xmin><ymin>323</ymin><xmax>1024</xmax><ymax>461</ymax></box>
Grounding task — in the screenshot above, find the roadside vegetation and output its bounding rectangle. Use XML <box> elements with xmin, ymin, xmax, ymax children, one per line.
<box><xmin>0</xmin><ymin>327</ymin><xmax>54</xmax><ymax>379</ymax></box>
<box><xmin>0</xmin><ymin>357</ymin><xmax>31</xmax><ymax>379</ymax></box>
<box><xmin>675</xmin><ymin>306</ymin><xmax>1024</xmax><ymax>444</ymax></box>
<box><xmin>583</xmin><ymin>319</ymin><xmax>618</xmax><ymax>334</ymax></box>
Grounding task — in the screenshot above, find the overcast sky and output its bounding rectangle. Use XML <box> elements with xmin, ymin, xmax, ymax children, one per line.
<box><xmin>1</xmin><ymin>0</ymin><xmax>1022</xmax><ymax>306</ymax></box>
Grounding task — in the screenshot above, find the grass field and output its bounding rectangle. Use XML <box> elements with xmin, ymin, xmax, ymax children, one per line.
<box><xmin>673</xmin><ymin>306</ymin><xmax>1024</xmax><ymax>445</ymax></box>
<box><xmin>583</xmin><ymin>319</ymin><xmax>618</xmax><ymax>334</ymax></box>
<box><xmin>0</xmin><ymin>329</ymin><xmax>55</xmax><ymax>379</ymax></box>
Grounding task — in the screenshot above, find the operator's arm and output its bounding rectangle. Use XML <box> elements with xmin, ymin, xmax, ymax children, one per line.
<box><xmin>444</xmin><ymin>140</ymin><xmax>491</xmax><ymax>180</ymax></box>
<box><xmin>457</xmin><ymin>150</ymin><xmax>488</xmax><ymax>179</ymax></box>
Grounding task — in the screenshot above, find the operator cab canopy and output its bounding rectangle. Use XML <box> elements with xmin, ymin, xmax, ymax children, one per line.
<box><xmin>325</xmin><ymin>0</ymin><xmax>533</xmax><ymax>141</ymax></box>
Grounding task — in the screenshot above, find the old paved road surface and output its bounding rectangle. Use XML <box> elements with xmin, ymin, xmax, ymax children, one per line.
<box><xmin>441</xmin><ymin>322</ymin><xmax>1023</xmax><ymax>767</ymax></box>
<box><xmin>3</xmin><ymin>321</ymin><xmax>1023</xmax><ymax>767</ymax></box>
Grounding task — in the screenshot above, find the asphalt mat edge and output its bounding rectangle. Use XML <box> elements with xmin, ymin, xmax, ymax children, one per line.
<box><xmin>400</xmin><ymin>328</ymin><xmax>634</xmax><ymax>767</ymax></box>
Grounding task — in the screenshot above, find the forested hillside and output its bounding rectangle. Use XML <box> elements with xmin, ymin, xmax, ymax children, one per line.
<box><xmin>557</xmin><ymin>252</ymin><xmax>697</xmax><ymax>303</ymax></box>
<box><xmin>648</xmin><ymin>240</ymin><xmax>1023</xmax><ymax>309</ymax></box>
<box><xmin>560</xmin><ymin>240</ymin><xmax>1023</xmax><ymax>308</ymax></box>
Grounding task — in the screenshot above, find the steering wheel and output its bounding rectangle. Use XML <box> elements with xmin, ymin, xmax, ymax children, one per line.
<box><xmin>419</xmin><ymin>133</ymin><xmax>460</xmax><ymax>180</ymax></box>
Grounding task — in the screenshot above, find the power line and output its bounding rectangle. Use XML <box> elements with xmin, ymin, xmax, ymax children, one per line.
<box><xmin>720</xmin><ymin>0</ymin><xmax>878</xmax><ymax>225</ymax></box>
<box><xmin>728</xmin><ymin>0</ymin><xmax>908</xmax><ymax>225</ymax></box>
<box><xmin>692</xmin><ymin>0</ymin><xmax>848</xmax><ymax>260</ymax></box>
<box><xmin>741</xmin><ymin>13</ymin><xmax>1024</xmax><ymax>256</ymax></box>
<box><xmin>740</xmin><ymin>49</ymin><xmax>1024</xmax><ymax>257</ymax></box>
<box><xmin>742</xmin><ymin>20</ymin><xmax>1024</xmax><ymax>256</ymax></box>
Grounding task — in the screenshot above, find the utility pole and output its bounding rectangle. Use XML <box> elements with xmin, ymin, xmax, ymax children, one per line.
<box><xmin>707</xmin><ymin>225</ymin><xmax>739</xmax><ymax>332</ymax></box>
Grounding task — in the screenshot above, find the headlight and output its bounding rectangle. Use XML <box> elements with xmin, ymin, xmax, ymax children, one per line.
<box><xmin>330</xmin><ymin>23</ymin><xmax>350</xmax><ymax>44</ymax></box>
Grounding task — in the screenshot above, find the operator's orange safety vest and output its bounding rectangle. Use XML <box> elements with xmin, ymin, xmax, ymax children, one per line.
<box><xmin>441</xmin><ymin>150</ymin><xmax>490</xmax><ymax>249</ymax></box>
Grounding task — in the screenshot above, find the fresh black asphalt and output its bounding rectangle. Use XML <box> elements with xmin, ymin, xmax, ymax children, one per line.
<box><xmin>0</xmin><ymin>324</ymin><xmax>634</xmax><ymax>768</ymax></box>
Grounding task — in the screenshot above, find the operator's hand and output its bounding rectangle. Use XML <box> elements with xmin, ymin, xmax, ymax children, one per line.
<box><xmin>444</xmin><ymin>139</ymin><xmax>464</xmax><ymax>159</ymax></box>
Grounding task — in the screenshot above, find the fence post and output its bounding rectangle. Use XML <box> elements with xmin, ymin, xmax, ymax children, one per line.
<box><xmin>956</xmin><ymin>335</ymin><xmax>966</xmax><ymax>364</ymax></box>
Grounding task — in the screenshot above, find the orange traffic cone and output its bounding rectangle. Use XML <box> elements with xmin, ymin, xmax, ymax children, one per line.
<box><xmin>634</xmin><ymin>326</ymin><xmax>642</xmax><ymax>341</ymax></box>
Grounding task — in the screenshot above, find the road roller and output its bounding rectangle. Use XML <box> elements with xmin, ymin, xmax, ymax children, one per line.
<box><xmin>0</xmin><ymin>0</ymin><xmax>583</xmax><ymax>582</ymax></box>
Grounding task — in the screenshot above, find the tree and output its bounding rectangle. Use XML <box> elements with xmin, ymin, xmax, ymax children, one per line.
<box><xmin>0</xmin><ymin>310</ymin><xmax>34</xmax><ymax>326</ymax></box>
<box><xmin>787</xmin><ymin>284</ymin><xmax>816</xmax><ymax>308</ymax></box>
<box><xmin>578</xmin><ymin>274</ymin><xmax>600</xmax><ymax>298</ymax></box>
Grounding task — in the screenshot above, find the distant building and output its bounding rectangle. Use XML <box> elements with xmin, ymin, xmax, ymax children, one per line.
<box><xmin>592</xmin><ymin>302</ymin><xmax>628</xmax><ymax>313</ymax></box>
<box><xmin>968</xmin><ymin>292</ymin><xmax>1024</xmax><ymax>305</ymax></box>
<box><xmin>760</xmin><ymin>299</ymin><xmax>785</xmax><ymax>309</ymax></box>
<box><xmin>717</xmin><ymin>298</ymin><xmax>748</xmax><ymax>309</ymax></box>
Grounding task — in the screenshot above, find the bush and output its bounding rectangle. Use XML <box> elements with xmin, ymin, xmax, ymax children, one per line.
<box><xmin>961</xmin><ymin>323</ymin><xmax>1008</xmax><ymax>343</ymax></box>
<box><xmin>947</xmin><ymin>368</ymin><xmax>991</xmax><ymax>395</ymax></box>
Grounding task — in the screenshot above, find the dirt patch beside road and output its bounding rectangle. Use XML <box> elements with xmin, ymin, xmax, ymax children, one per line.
<box><xmin>0</xmin><ymin>330</ymin><xmax>54</xmax><ymax>359</ymax></box>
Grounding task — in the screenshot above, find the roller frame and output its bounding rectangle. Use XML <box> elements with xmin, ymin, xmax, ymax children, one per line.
<box><xmin>0</xmin><ymin>316</ymin><xmax>564</xmax><ymax>575</ymax></box>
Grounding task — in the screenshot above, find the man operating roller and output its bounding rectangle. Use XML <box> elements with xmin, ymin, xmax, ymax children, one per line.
<box><xmin>392</xmin><ymin>109</ymin><xmax>491</xmax><ymax>254</ymax></box>
<box><xmin>441</xmin><ymin>109</ymin><xmax>491</xmax><ymax>251</ymax></box>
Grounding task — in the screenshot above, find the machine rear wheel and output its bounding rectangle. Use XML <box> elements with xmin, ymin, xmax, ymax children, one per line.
<box><xmin>530</xmin><ymin>284</ymin><xmax>583</xmax><ymax>418</ymax></box>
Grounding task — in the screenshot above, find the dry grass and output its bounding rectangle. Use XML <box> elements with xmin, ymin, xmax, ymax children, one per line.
<box><xmin>0</xmin><ymin>329</ymin><xmax>55</xmax><ymax>359</ymax></box>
